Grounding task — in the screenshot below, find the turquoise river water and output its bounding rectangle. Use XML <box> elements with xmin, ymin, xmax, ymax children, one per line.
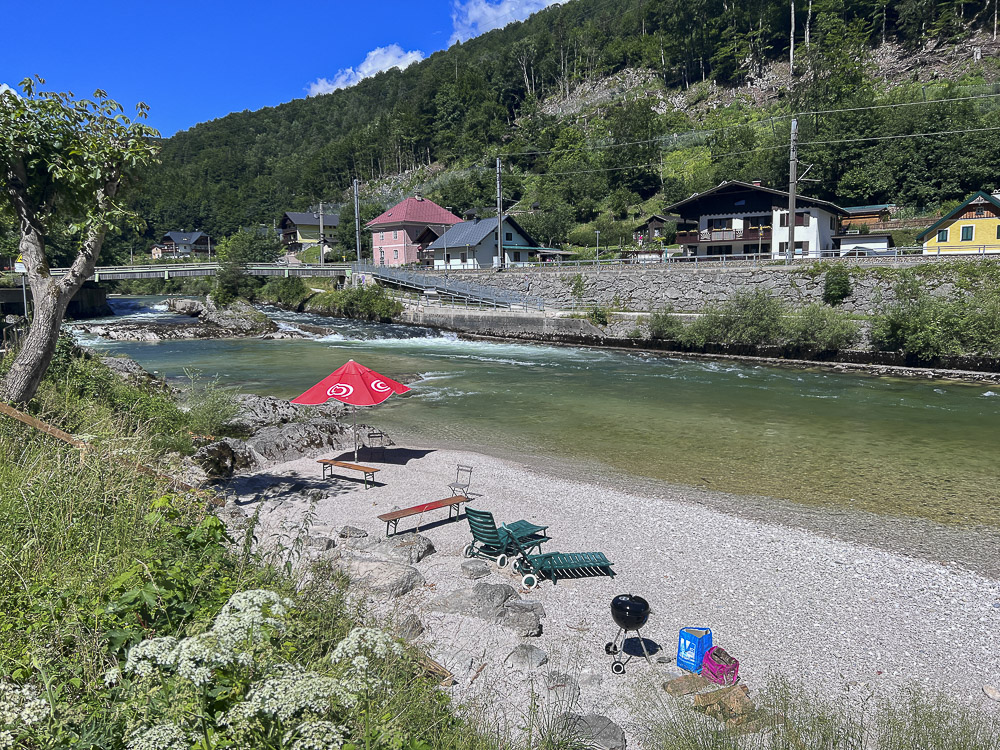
<box><xmin>78</xmin><ymin>297</ymin><xmax>1000</xmax><ymax>527</ymax></box>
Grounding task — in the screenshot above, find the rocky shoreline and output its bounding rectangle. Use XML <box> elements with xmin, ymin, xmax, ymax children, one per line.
<box><xmin>74</xmin><ymin>297</ymin><xmax>340</xmax><ymax>342</ymax></box>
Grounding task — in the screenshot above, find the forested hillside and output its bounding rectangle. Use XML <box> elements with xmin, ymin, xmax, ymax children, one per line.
<box><xmin>123</xmin><ymin>0</ymin><xmax>1000</xmax><ymax>257</ymax></box>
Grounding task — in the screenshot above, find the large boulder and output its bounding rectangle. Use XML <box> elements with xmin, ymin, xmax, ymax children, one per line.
<box><xmin>166</xmin><ymin>297</ymin><xmax>207</xmax><ymax>316</ymax></box>
<box><xmin>193</xmin><ymin>438</ymin><xmax>261</xmax><ymax>478</ymax></box>
<box><xmin>429</xmin><ymin>582</ymin><xmax>542</xmax><ymax>635</ymax></box>
<box><xmin>245</xmin><ymin>419</ymin><xmax>349</xmax><ymax>465</ymax></box>
<box><xmin>553</xmin><ymin>714</ymin><xmax>626</xmax><ymax>750</ymax></box>
<box><xmin>100</xmin><ymin>355</ymin><xmax>159</xmax><ymax>385</ymax></box>
<box><xmin>337</xmin><ymin>556</ymin><xmax>425</xmax><ymax>597</ymax></box>
<box><xmin>226</xmin><ymin>393</ymin><xmax>301</xmax><ymax>434</ymax></box>
<box><xmin>505</xmin><ymin>644</ymin><xmax>548</xmax><ymax>671</ymax></box>
<box><xmin>369</xmin><ymin>533</ymin><xmax>435</xmax><ymax>564</ymax></box>
<box><xmin>202</xmin><ymin>300</ymin><xmax>278</xmax><ymax>335</ymax></box>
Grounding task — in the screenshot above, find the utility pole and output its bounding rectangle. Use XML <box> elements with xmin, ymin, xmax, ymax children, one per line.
<box><xmin>445</xmin><ymin>207</ymin><xmax>452</xmax><ymax>269</ymax></box>
<box><xmin>595</xmin><ymin>230</ymin><xmax>601</xmax><ymax>269</ymax></box>
<box><xmin>207</xmin><ymin>235</ymin><xmax>211</xmax><ymax>263</ymax></box>
<box><xmin>787</xmin><ymin>118</ymin><xmax>798</xmax><ymax>264</ymax></box>
<box><xmin>353</xmin><ymin>180</ymin><xmax>362</xmax><ymax>264</ymax></box>
<box><xmin>789</xmin><ymin>0</ymin><xmax>795</xmax><ymax>76</ymax></box>
<box><xmin>496</xmin><ymin>157</ymin><xmax>504</xmax><ymax>269</ymax></box>
<box><xmin>318</xmin><ymin>201</ymin><xmax>325</xmax><ymax>266</ymax></box>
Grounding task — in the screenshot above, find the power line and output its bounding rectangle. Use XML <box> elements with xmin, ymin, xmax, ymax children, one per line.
<box><xmin>499</xmin><ymin>90</ymin><xmax>1000</xmax><ymax>158</ymax></box>
<box><xmin>521</xmin><ymin>123</ymin><xmax>1000</xmax><ymax>179</ymax></box>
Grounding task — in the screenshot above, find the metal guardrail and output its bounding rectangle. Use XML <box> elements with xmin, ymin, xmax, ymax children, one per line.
<box><xmin>357</xmin><ymin>263</ymin><xmax>546</xmax><ymax>311</ymax></box>
<box><xmin>45</xmin><ymin>262</ymin><xmax>354</xmax><ymax>282</ymax></box>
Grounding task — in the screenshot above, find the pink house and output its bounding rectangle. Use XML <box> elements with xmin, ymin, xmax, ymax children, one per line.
<box><xmin>366</xmin><ymin>195</ymin><xmax>461</xmax><ymax>266</ymax></box>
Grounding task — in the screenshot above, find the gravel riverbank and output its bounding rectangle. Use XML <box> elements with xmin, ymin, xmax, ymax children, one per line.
<box><xmin>221</xmin><ymin>443</ymin><xmax>1000</xmax><ymax>745</ymax></box>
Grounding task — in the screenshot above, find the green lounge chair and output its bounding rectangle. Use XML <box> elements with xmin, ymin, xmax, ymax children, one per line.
<box><xmin>463</xmin><ymin>507</ymin><xmax>550</xmax><ymax>569</ymax></box>
<box><xmin>509</xmin><ymin>535</ymin><xmax>615</xmax><ymax>590</ymax></box>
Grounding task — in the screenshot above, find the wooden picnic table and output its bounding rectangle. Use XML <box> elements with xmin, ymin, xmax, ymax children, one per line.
<box><xmin>377</xmin><ymin>495</ymin><xmax>468</xmax><ymax>536</ymax></box>
<box><xmin>318</xmin><ymin>459</ymin><xmax>380</xmax><ymax>489</ymax></box>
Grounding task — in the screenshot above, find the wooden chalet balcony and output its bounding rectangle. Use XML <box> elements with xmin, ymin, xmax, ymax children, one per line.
<box><xmin>676</xmin><ymin>228</ymin><xmax>773</xmax><ymax>243</ymax></box>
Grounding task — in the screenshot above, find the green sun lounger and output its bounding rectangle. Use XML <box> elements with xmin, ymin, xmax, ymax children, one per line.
<box><xmin>509</xmin><ymin>536</ymin><xmax>615</xmax><ymax>590</ymax></box>
<box><xmin>463</xmin><ymin>507</ymin><xmax>550</xmax><ymax>568</ymax></box>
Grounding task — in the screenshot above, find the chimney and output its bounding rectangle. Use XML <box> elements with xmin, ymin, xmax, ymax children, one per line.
<box><xmin>464</xmin><ymin>209</ymin><xmax>477</xmax><ymax>220</ymax></box>
<box><xmin>415</xmin><ymin>192</ymin><xmax>423</xmax><ymax>201</ymax></box>
<box><xmin>752</xmin><ymin>179</ymin><xmax>762</xmax><ymax>187</ymax></box>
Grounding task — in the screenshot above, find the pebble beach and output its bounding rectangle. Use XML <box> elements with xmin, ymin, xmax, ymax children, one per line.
<box><xmin>221</xmin><ymin>442</ymin><xmax>1000</xmax><ymax>744</ymax></box>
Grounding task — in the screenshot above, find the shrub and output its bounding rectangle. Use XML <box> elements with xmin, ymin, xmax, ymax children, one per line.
<box><xmin>588</xmin><ymin>306</ymin><xmax>610</xmax><ymax>326</ymax></box>
<box><xmin>257</xmin><ymin>276</ymin><xmax>311</xmax><ymax>308</ymax></box>
<box><xmin>305</xmin><ymin>285</ymin><xmax>402</xmax><ymax>322</ymax></box>
<box><xmin>648</xmin><ymin>308</ymin><xmax>685</xmax><ymax>340</ymax></box>
<box><xmin>786</xmin><ymin>304</ymin><xmax>861</xmax><ymax>353</ymax></box>
<box><xmin>870</xmin><ymin>278</ymin><xmax>963</xmax><ymax>360</ymax></box>
<box><xmin>822</xmin><ymin>264</ymin><xmax>853</xmax><ymax>305</ymax></box>
<box><xmin>682</xmin><ymin>290</ymin><xmax>787</xmax><ymax>347</ymax></box>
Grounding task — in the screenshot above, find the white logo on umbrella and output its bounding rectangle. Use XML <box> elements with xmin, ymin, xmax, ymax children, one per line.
<box><xmin>327</xmin><ymin>383</ymin><xmax>354</xmax><ymax>398</ymax></box>
<box><xmin>371</xmin><ymin>379</ymin><xmax>391</xmax><ymax>393</ymax></box>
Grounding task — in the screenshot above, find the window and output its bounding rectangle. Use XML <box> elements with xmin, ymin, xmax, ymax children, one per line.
<box><xmin>380</xmin><ymin>232</ymin><xmax>384</xmax><ymax>242</ymax></box>
<box><xmin>445</xmin><ymin>253</ymin><xmax>451</xmax><ymax>264</ymax></box>
<box><xmin>778</xmin><ymin>241</ymin><xmax>809</xmax><ymax>255</ymax></box>
<box><xmin>996</xmin><ymin>225</ymin><xmax>1000</xmax><ymax>240</ymax></box>
<box><xmin>706</xmin><ymin>245</ymin><xmax>733</xmax><ymax>256</ymax></box>
<box><xmin>779</xmin><ymin>212</ymin><xmax>808</xmax><ymax>227</ymax></box>
<box><xmin>460</xmin><ymin>252</ymin><xmax>467</xmax><ymax>263</ymax></box>
<box><xmin>393</xmin><ymin>249</ymin><xmax>398</xmax><ymax>259</ymax></box>
<box><xmin>830</xmin><ymin>216</ymin><xmax>836</xmax><ymax>230</ymax></box>
<box><xmin>975</xmin><ymin>206</ymin><xmax>986</xmax><ymax>217</ymax></box>
<box><xmin>513</xmin><ymin>251</ymin><xmax>521</xmax><ymax>262</ymax></box>
<box><xmin>505</xmin><ymin>232</ymin><xmax>513</xmax><ymax>241</ymax></box>
<box><xmin>961</xmin><ymin>225</ymin><xmax>974</xmax><ymax>242</ymax></box>
<box><xmin>708</xmin><ymin>217</ymin><xmax>732</xmax><ymax>230</ymax></box>
<box><xmin>393</xmin><ymin>230</ymin><xmax>398</xmax><ymax>240</ymax></box>
<box><xmin>937</xmin><ymin>229</ymin><xmax>949</xmax><ymax>243</ymax></box>
<box><xmin>744</xmin><ymin>216</ymin><xmax>765</xmax><ymax>230</ymax></box>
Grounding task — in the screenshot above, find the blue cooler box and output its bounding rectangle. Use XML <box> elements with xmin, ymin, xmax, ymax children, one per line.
<box><xmin>677</xmin><ymin>627</ymin><xmax>713</xmax><ymax>672</ymax></box>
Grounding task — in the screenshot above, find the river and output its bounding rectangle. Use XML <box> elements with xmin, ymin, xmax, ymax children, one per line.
<box><xmin>76</xmin><ymin>296</ymin><xmax>1000</xmax><ymax>528</ymax></box>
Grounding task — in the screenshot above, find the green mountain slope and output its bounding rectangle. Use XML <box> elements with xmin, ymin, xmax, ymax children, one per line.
<box><xmin>124</xmin><ymin>0</ymin><xmax>1000</xmax><ymax>256</ymax></box>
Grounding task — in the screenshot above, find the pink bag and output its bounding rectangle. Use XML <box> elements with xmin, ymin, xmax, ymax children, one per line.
<box><xmin>701</xmin><ymin>645</ymin><xmax>739</xmax><ymax>686</ymax></box>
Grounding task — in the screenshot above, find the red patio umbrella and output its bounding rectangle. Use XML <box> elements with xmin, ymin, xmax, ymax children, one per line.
<box><xmin>291</xmin><ymin>359</ymin><xmax>410</xmax><ymax>462</ymax></box>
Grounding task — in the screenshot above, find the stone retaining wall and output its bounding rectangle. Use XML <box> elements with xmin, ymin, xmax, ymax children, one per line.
<box><xmin>442</xmin><ymin>264</ymin><xmax>967</xmax><ymax>314</ymax></box>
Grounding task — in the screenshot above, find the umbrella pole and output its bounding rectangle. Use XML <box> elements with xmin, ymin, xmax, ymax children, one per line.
<box><xmin>354</xmin><ymin>405</ymin><xmax>358</xmax><ymax>463</ymax></box>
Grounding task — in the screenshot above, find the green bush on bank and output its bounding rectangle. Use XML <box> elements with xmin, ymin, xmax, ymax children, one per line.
<box><xmin>304</xmin><ymin>285</ymin><xmax>403</xmax><ymax>322</ymax></box>
<box><xmin>645</xmin><ymin>293</ymin><xmax>860</xmax><ymax>355</ymax></box>
<box><xmin>822</xmin><ymin>265</ymin><xmax>853</xmax><ymax>305</ymax></box>
<box><xmin>871</xmin><ymin>275</ymin><xmax>1000</xmax><ymax>359</ymax></box>
<box><xmin>256</xmin><ymin>276</ymin><xmax>313</xmax><ymax>309</ymax></box>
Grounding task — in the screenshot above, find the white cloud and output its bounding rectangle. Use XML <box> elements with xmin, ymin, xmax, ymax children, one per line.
<box><xmin>450</xmin><ymin>0</ymin><xmax>562</xmax><ymax>44</ymax></box>
<box><xmin>307</xmin><ymin>44</ymin><xmax>425</xmax><ymax>96</ymax></box>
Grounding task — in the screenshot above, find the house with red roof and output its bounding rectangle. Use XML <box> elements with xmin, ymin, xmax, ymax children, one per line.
<box><xmin>366</xmin><ymin>195</ymin><xmax>461</xmax><ymax>266</ymax></box>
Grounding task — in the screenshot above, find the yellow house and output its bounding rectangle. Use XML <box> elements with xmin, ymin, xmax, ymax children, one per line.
<box><xmin>919</xmin><ymin>191</ymin><xmax>1000</xmax><ymax>255</ymax></box>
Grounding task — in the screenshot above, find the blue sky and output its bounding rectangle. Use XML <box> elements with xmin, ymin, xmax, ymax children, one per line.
<box><xmin>1</xmin><ymin>0</ymin><xmax>560</xmax><ymax>137</ymax></box>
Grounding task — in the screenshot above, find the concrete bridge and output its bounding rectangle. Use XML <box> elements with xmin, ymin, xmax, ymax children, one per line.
<box><xmin>47</xmin><ymin>261</ymin><xmax>354</xmax><ymax>282</ymax></box>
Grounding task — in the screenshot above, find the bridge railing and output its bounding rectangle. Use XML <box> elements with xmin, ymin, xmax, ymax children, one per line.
<box><xmin>358</xmin><ymin>263</ymin><xmax>545</xmax><ymax>311</ymax></box>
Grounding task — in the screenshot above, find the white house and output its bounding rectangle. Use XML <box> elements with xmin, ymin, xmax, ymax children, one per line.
<box><xmin>668</xmin><ymin>181</ymin><xmax>848</xmax><ymax>259</ymax></box>
<box><xmin>425</xmin><ymin>216</ymin><xmax>542</xmax><ymax>269</ymax></box>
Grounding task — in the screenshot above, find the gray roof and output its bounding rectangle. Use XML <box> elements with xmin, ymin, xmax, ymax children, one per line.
<box><xmin>283</xmin><ymin>211</ymin><xmax>340</xmax><ymax>228</ymax></box>
<box><xmin>426</xmin><ymin>216</ymin><xmax>539</xmax><ymax>251</ymax></box>
<box><xmin>163</xmin><ymin>231</ymin><xmax>207</xmax><ymax>244</ymax></box>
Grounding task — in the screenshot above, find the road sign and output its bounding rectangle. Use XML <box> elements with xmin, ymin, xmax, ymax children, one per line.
<box><xmin>14</xmin><ymin>254</ymin><xmax>25</xmax><ymax>273</ymax></box>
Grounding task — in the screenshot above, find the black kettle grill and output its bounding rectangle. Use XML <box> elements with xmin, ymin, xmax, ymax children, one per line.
<box><xmin>605</xmin><ymin>594</ymin><xmax>654</xmax><ymax>674</ymax></box>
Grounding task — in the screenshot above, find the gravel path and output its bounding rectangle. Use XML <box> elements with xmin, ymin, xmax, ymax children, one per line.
<box><xmin>223</xmin><ymin>444</ymin><xmax>1000</xmax><ymax>745</ymax></box>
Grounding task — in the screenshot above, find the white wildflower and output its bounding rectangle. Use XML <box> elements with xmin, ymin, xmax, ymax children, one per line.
<box><xmin>0</xmin><ymin>681</ymin><xmax>49</xmax><ymax>726</ymax></box>
<box><xmin>223</xmin><ymin>666</ymin><xmax>347</xmax><ymax>724</ymax></box>
<box><xmin>103</xmin><ymin>667</ymin><xmax>121</xmax><ymax>687</ymax></box>
<box><xmin>124</xmin><ymin>637</ymin><xmax>179</xmax><ymax>677</ymax></box>
<box><xmin>126</xmin><ymin>723</ymin><xmax>192</xmax><ymax>750</ymax></box>
<box><xmin>173</xmin><ymin>632</ymin><xmax>236</xmax><ymax>686</ymax></box>
<box><xmin>288</xmin><ymin>720</ymin><xmax>348</xmax><ymax>750</ymax></box>
<box><xmin>0</xmin><ymin>729</ymin><xmax>14</xmax><ymax>750</ymax></box>
<box><xmin>330</xmin><ymin>628</ymin><xmax>403</xmax><ymax>662</ymax></box>
<box><xmin>213</xmin><ymin>589</ymin><xmax>292</xmax><ymax>649</ymax></box>
<box><xmin>330</xmin><ymin>628</ymin><xmax>405</xmax><ymax>697</ymax></box>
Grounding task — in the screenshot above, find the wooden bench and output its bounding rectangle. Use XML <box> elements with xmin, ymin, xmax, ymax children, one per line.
<box><xmin>318</xmin><ymin>459</ymin><xmax>380</xmax><ymax>489</ymax></box>
<box><xmin>377</xmin><ymin>495</ymin><xmax>468</xmax><ymax>536</ymax></box>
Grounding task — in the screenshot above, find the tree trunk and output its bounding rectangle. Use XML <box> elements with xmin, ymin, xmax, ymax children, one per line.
<box><xmin>0</xmin><ymin>276</ymin><xmax>72</xmax><ymax>404</ymax></box>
